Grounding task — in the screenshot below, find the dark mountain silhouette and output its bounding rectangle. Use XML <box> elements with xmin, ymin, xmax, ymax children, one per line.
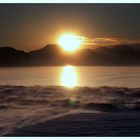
<box><xmin>92</xmin><ymin>45</ymin><xmax>140</xmax><ymax>65</ymax></box>
<box><xmin>0</xmin><ymin>47</ymin><xmax>30</xmax><ymax>66</ymax></box>
<box><xmin>29</xmin><ymin>44</ymin><xmax>64</xmax><ymax>65</ymax></box>
<box><xmin>0</xmin><ymin>44</ymin><xmax>140</xmax><ymax>66</ymax></box>
<box><xmin>29</xmin><ymin>44</ymin><xmax>79</xmax><ymax>65</ymax></box>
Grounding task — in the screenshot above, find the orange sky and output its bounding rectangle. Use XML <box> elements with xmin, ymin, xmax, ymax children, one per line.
<box><xmin>0</xmin><ymin>4</ymin><xmax>140</xmax><ymax>51</ymax></box>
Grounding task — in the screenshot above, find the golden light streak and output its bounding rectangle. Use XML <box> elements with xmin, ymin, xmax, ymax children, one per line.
<box><xmin>60</xmin><ymin>65</ymin><xmax>78</xmax><ymax>88</ymax></box>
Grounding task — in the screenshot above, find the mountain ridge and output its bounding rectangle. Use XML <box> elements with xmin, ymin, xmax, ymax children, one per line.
<box><xmin>0</xmin><ymin>44</ymin><xmax>140</xmax><ymax>66</ymax></box>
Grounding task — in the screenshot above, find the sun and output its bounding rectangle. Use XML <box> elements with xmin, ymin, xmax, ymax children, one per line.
<box><xmin>58</xmin><ymin>33</ymin><xmax>82</xmax><ymax>52</ymax></box>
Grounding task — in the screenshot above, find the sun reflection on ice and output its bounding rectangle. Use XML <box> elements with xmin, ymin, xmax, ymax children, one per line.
<box><xmin>60</xmin><ymin>65</ymin><xmax>78</xmax><ymax>88</ymax></box>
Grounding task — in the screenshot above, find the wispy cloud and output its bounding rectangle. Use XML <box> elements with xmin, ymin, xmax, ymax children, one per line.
<box><xmin>79</xmin><ymin>36</ymin><xmax>140</xmax><ymax>48</ymax></box>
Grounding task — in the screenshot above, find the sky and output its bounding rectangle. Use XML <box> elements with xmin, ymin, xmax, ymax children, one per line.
<box><xmin>0</xmin><ymin>4</ymin><xmax>140</xmax><ymax>51</ymax></box>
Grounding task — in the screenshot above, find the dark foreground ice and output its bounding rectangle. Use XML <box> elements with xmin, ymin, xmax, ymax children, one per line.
<box><xmin>0</xmin><ymin>85</ymin><xmax>140</xmax><ymax>136</ymax></box>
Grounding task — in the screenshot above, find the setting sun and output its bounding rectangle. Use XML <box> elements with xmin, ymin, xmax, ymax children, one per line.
<box><xmin>58</xmin><ymin>33</ymin><xmax>82</xmax><ymax>52</ymax></box>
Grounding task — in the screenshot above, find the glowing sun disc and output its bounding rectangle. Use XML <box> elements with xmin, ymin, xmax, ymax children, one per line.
<box><xmin>58</xmin><ymin>34</ymin><xmax>82</xmax><ymax>52</ymax></box>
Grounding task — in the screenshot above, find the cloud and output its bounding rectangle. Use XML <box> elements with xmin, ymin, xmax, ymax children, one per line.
<box><xmin>80</xmin><ymin>37</ymin><xmax>140</xmax><ymax>48</ymax></box>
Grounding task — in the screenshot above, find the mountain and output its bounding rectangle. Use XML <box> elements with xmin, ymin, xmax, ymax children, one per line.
<box><xmin>89</xmin><ymin>45</ymin><xmax>140</xmax><ymax>65</ymax></box>
<box><xmin>0</xmin><ymin>47</ymin><xmax>30</xmax><ymax>66</ymax></box>
<box><xmin>0</xmin><ymin>45</ymin><xmax>140</xmax><ymax>66</ymax></box>
<box><xmin>29</xmin><ymin>44</ymin><xmax>73</xmax><ymax>65</ymax></box>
